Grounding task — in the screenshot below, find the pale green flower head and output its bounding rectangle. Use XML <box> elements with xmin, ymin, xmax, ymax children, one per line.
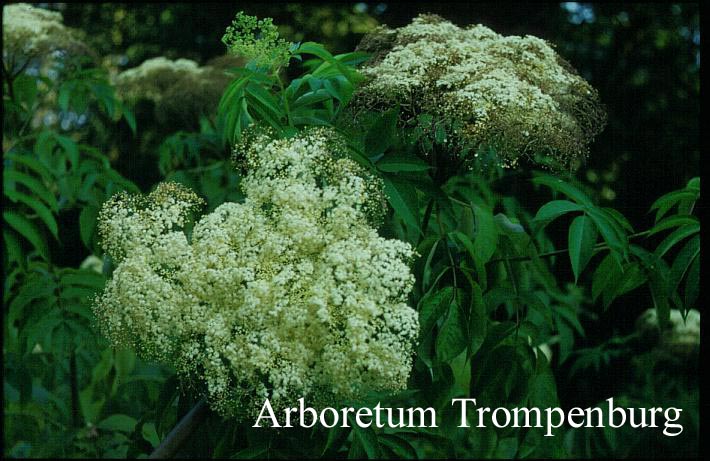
<box><xmin>222</xmin><ymin>11</ymin><xmax>292</xmax><ymax>71</ymax></box>
<box><xmin>3</xmin><ymin>3</ymin><xmax>93</xmax><ymax>63</ymax></box>
<box><xmin>354</xmin><ymin>14</ymin><xmax>607</xmax><ymax>170</ymax></box>
<box><xmin>94</xmin><ymin>130</ymin><xmax>418</xmax><ymax>418</ymax></box>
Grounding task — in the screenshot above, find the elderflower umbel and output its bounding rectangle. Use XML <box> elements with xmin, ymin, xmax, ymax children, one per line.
<box><xmin>353</xmin><ymin>14</ymin><xmax>606</xmax><ymax>169</ymax></box>
<box><xmin>94</xmin><ymin>129</ymin><xmax>418</xmax><ymax>418</ymax></box>
<box><xmin>114</xmin><ymin>56</ymin><xmax>237</xmax><ymax>127</ymax></box>
<box><xmin>2</xmin><ymin>3</ymin><xmax>89</xmax><ymax>62</ymax></box>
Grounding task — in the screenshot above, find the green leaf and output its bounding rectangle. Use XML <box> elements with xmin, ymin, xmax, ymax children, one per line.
<box><xmin>3</xmin><ymin>229</ymin><xmax>24</xmax><ymax>265</ymax></box>
<box><xmin>79</xmin><ymin>205</ymin><xmax>99</xmax><ymax>249</ymax></box>
<box><xmin>471</xmin><ymin>204</ymin><xmax>498</xmax><ymax>264</ymax></box>
<box><xmin>532</xmin><ymin>175</ymin><xmax>594</xmax><ymax>207</ymax></box>
<box><xmin>647</xmin><ymin>215</ymin><xmax>699</xmax><ymax>237</ymax></box>
<box><xmin>587</xmin><ymin>208</ymin><xmax>628</xmax><ymax>262</ymax></box>
<box><xmin>436</xmin><ymin>298</ymin><xmax>467</xmax><ymax>362</ymax></box>
<box><xmin>292</xmin><ymin>88</ymin><xmax>332</xmax><ymax>108</ymax></box>
<box><xmin>4</xmin><ymin>190</ymin><xmax>58</xmax><ymax>239</ymax></box>
<box><xmin>365</xmin><ymin>108</ymin><xmax>398</xmax><ymax>157</ymax></box>
<box><xmin>348</xmin><ymin>417</ymin><xmax>381</xmax><ymax>459</ymax></box>
<box><xmin>122</xmin><ymin>105</ymin><xmax>137</xmax><ymax>134</ymax></box>
<box><xmin>322</xmin><ymin>426</ymin><xmax>351</xmax><ymax>457</ymax></box>
<box><xmin>55</xmin><ymin>134</ymin><xmax>80</xmax><ymax>170</ymax></box>
<box><xmin>654</xmin><ymin>223</ymin><xmax>700</xmax><ymax>258</ymax></box>
<box><xmin>591</xmin><ymin>253</ymin><xmax>620</xmax><ymax>302</ymax></box>
<box><xmin>468</xmin><ymin>281</ymin><xmax>487</xmax><ymax>357</ymax></box>
<box><xmin>419</xmin><ymin>286</ymin><xmax>453</xmax><ymax>337</ymax></box>
<box><xmin>13</xmin><ymin>74</ymin><xmax>38</xmax><ymax>109</ymax></box>
<box><xmin>114</xmin><ymin>349</ymin><xmax>136</xmax><ymax>383</ymax></box>
<box><xmin>3</xmin><ymin>170</ymin><xmax>59</xmax><ymax>211</ymax></box>
<box><xmin>602</xmin><ymin>207</ymin><xmax>635</xmax><ymax>233</ymax></box>
<box><xmin>383</xmin><ymin>176</ymin><xmax>421</xmax><ymax>235</ymax></box>
<box><xmin>533</xmin><ymin>200</ymin><xmax>583</xmax><ymax>226</ymax></box>
<box><xmin>4</xmin><ymin>152</ymin><xmax>53</xmax><ymax>183</ymax></box>
<box><xmin>568</xmin><ymin>215</ymin><xmax>598</xmax><ymax>282</ymax></box>
<box><xmin>668</xmin><ymin>235</ymin><xmax>699</xmax><ymax>294</ymax></box>
<box><xmin>450</xmin><ymin>231</ymin><xmax>487</xmax><ymax>287</ymax></box>
<box><xmin>3</xmin><ymin>211</ymin><xmax>49</xmax><ymax>260</ymax></box>
<box><xmin>376</xmin><ymin>155</ymin><xmax>430</xmax><ymax>172</ymax></box>
<box><xmin>378</xmin><ymin>434</ymin><xmax>417</xmax><ymax>458</ymax></box>
<box><xmin>650</xmin><ymin>190</ymin><xmax>698</xmax><ymax>222</ymax></box>
<box><xmin>97</xmin><ymin>414</ymin><xmax>137</xmax><ymax>433</ymax></box>
<box><xmin>142</xmin><ymin>422</ymin><xmax>160</xmax><ymax>448</ymax></box>
<box><xmin>61</xmin><ymin>271</ymin><xmax>105</xmax><ymax>291</ymax></box>
<box><xmin>603</xmin><ymin>262</ymin><xmax>647</xmax><ymax>310</ymax></box>
<box><xmin>232</xmin><ymin>447</ymin><xmax>268</xmax><ymax>459</ymax></box>
<box><xmin>684</xmin><ymin>253</ymin><xmax>699</xmax><ymax>309</ymax></box>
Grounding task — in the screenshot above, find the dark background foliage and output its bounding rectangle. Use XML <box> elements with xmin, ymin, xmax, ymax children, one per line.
<box><xmin>4</xmin><ymin>3</ymin><xmax>699</xmax><ymax>458</ymax></box>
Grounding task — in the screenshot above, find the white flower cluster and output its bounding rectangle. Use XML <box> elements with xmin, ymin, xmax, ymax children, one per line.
<box><xmin>114</xmin><ymin>56</ymin><xmax>236</xmax><ymax>126</ymax></box>
<box><xmin>354</xmin><ymin>14</ymin><xmax>606</xmax><ymax>168</ymax></box>
<box><xmin>115</xmin><ymin>57</ymin><xmax>205</xmax><ymax>101</ymax></box>
<box><xmin>2</xmin><ymin>3</ymin><xmax>88</xmax><ymax>60</ymax></box>
<box><xmin>94</xmin><ymin>129</ymin><xmax>419</xmax><ymax>417</ymax></box>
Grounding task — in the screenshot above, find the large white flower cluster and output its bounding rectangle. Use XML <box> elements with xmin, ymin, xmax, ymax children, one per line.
<box><xmin>94</xmin><ymin>128</ymin><xmax>419</xmax><ymax>417</ymax></box>
<box><xmin>2</xmin><ymin>3</ymin><xmax>88</xmax><ymax>60</ymax></box>
<box><xmin>354</xmin><ymin>14</ymin><xmax>606</xmax><ymax>169</ymax></box>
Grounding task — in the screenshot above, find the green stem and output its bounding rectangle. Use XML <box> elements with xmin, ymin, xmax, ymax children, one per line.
<box><xmin>418</xmin><ymin>198</ymin><xmax>435</xmax><ymax>246</ymax></box>
<box><xmin>489</xmin><ymin>230</ymin><xmax>651</xmax><ymax>264</ymax></box>
<box><xmin>276</xmin><ymin>70</ymin><xmax>293</xmax><ymax>129</ymax></box>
